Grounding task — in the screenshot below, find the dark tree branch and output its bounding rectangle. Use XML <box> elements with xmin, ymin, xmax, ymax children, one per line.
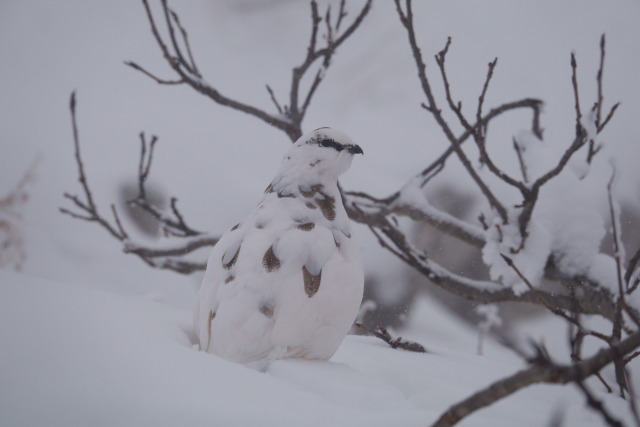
<box><xmin>594</xmin><ymin>34</ymin><xmax>605</xmax><ymax>130</ymax></box>
<box><xmin>626</xmin><ymin>245</ymin><xmax>640</xmax><ymax>292</ymax></box>
<box><xmin>415</xmin><ymin>97</ymin><xmax>543</xmax><ymax>186</ymax></box>
<box><xmin>355</xmin><ymin>322</ymin><xmax>427</xmax><ymax>353</ymax></box>
<box><xmin>513</xmin><ymin>137</ymin><xmax>529</xmax><ymax>183</ymax></box>
<box><xmin>61</xmin><ymin>92</ymin><xmax>216</xmax><ymax>275</ymax></box>
<box><xmin>574</xmin><ymin>380</ymin><xmax>624</xmax><ymax>427</ymax></box>
<box><xmin>168</xmin><ymin>7</ymin><xmax>200</xmax><ymax>76</ymax></box>
<box><xmin>570</xmin><ymin>52</ymin><xmax>584</xmax><ymax>137</ymax></box>
<box><xmin>599</xmin><ymin>102</ymin><xmax>620</xmax><ymax>134</ymax></box>
<box><xmin>287</xmin><ymin>0</ymin><xmax>372</xmax><ymax>131</ymax></box>
<box><xmin>434</xmin><ymin>36</ymin><xmax>473</xmax><ymax>131</ymax></box>
<box><xmin>124</xmin><ymin>61</ymin><xmax>183</xmax><ymax>85</ymax></box>
<box><xmin>130</xmin><ymin>0</ymin><xmax>371</xmax><ymax>142</ymax></box>
<box><xmin>430</xmin><ymin>330</ymin><xmax>640</xmax><ymax>427</ymax></box>
<box><xmin>335</xmin><ymin>0</ymin><xmax>347</xmax><ymax>32</ymax></box>
<box><xmin>134</xmin><ymin>0</ymin><xmax>297</xmax><ymax>140</ymax></box>
<box><xmin>394</xmin><ymin>0</ymin><xmax>508</xmax><ymax>223</ymax></box>
<box><xmin>607</xmin><ymin>166</ymin><xmax>631</xmax><ymax>397</ymax></box>
<box><xmin>129</xmin><ymin>133</ymin><xmax>203</xmax><ymax>238</ymax></box>
<box><xmin>503</xmin><ymin>254</ymin><xmax>613</xmax><ymax>344</ymax></box>
<box><xmin>265</xmin><ymin>84</ymin><xmax>283</xmax><ymax>115</ymax></box>
<box><xmin>471</xmin><ymin>58</ymin><xmax>531</xmax><ymax>197</ymax></box>
<box><xmin>60</xmin><ymin>92</ymin><xmax>127</xmax><ymax>242</ymax></box>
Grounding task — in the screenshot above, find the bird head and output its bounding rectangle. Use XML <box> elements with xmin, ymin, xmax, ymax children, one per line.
<box><xmin>285</xmin><ymin>127</ymin><xmax>363</xmax><ymax>181</ymax></box>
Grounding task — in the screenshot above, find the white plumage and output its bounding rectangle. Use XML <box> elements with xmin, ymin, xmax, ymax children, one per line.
<box><xmin>194</xmin><ymin>128</ymin><xmax>364</xmax><ymax>365</ymax></box>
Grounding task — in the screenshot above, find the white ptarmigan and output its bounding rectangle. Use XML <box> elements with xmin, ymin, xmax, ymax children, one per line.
<box><xmin>194</xmin><ymin>127</ymin><xmax>364</xmax><ymax>365</ymax></box>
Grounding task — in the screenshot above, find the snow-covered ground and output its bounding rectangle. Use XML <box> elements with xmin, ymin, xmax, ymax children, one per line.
<box><xmin>1</xmin><ymin>270</ymin><xmax>634</xmax><ymax>427</ymax></box>
<box><xmin>1</xmin><ymin>1</ymin><xmax>640</xmax><ymax>425</ymax></box>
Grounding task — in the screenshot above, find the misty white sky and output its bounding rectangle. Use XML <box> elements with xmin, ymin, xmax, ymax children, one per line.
<box><xmin>0</xmin><ymin>0</ymin><xmax>639</xmax><ymax>291</ymax></box>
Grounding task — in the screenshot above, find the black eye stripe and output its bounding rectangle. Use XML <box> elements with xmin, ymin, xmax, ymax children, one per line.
<box><xmin>315</xmin><ymin>138</ymin><xmax>344</xmax><ymax>152</ymax></box>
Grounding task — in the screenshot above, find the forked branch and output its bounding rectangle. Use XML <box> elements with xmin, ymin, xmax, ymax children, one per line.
<box><xmin>60</xmin><ymin>93</ymin><xmax>217</xmax><ymax>274</ymax></box>
<box><xmin>127</xmin><ymin>0</ymin><xmax>372</xmax><ymax>142</ymax></box>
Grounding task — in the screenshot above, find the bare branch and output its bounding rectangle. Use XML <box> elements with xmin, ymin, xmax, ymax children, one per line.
<box><xmin>161</xmin><ymin>0</ymin><xmax>197</xmax><ymax>77</ymax></box>
<box><xmin>124</xmin><ymin>61</ymin><xmax>183</xmax><ymax>85</ymax></box>
<box><xmin>476</xmin><ymin>57</ymin><xmax>498</xmax><ymax>134</ymax></box>
<box><xmin>111</xmin><ymin>204</ymin><xmax>129</xmax><ymax>240</ymax></box>
<box><xmin>335</xmin><ymin>0</ymin><xmax>347</xmax><ymax>32</ymax></box>
<box><xmin>265</xmin><ymin>84</ymin><xmax>283</xmax><ymax>114</ymax></box>
<box><xmin>502</xmin><ymin>254</ymin><xmax>613</xmax><ymax>343</ymax></box>
<box><xmin>607</xmin><ymin>165</ymin><xmax>631</xmax><ymax>396</ymax></box>
<box><xmin>418</xmin><ymin>97</ymin><xmax>543</xmax><ymax>183</ymax></box>
<box><xmin>169</xmin><ymin>7</ymin><xmax>200</xmax><ymax>75</ymax></box>
<box><xmin>134</xmin><ymin>0</ymin><xmax>297</xmax><ymax>139</ymax></box>
<box><xmin>129</xmin><ymin>134</ymin><xmax>203</xmax><ymax>238</ymax></box>
<box><xmin>607</xmin><ymin>167</ymin><xmax>627</xmax><ymax>297</ymax></box>
<box><xmin>288</xmin><ymin>0</ymin><xmax>372</xmax><ymax>129</ymax></box>
<box><xmin>430</xmin><ymin>330</ymin><xmax>640</xmax><ymax>427</ymax></box>
<box><xmin>393</xmin><ymin>0</ymin><xmax>508</xmax><ymax>223</ymax></box>
<box><xmin>434</xmin><ymin>36</ymin><xmax>473</xmax><ymax>131</ymax></box>
<box><xmin>61</xmin><ymin>92</ymin><xmax>215</xmax><ymax>275</ymax></box>
<box><xmin>513</xmin><ymin>137</ymin><xmax>529</xmax><ymax>183</ymax></box>
<box><xmin>61</xmin><ymin>92</ymin><xmax>126</xmax><ymax>242</ymax></box>
<box><xmin>599</xmin><ymin>102</ymin><xmax>620</xmax><ymax>134</ymax></box>
<box><xmin>595</xmin><ymin>34</ymin><xmax>605</xmax><ymax>130</ymax></box>
<box><xmin>571</xmin><ymin>52</ymin><xmax>584</xmax><ymax>133</ymax></box>
<box><xmin>344</xmin><ymin>97</ymin><xmax>542</xmax><ymax>250</ymax></box>
<box><xmin>132</xmin><ymin>0</ymin><xmax>371</xmax><ymax>143</ymax></box>
<box><xmin>626</xmin><ymin>245</ymin><xmax>640</xmax><ymax>291</ymax></box>
<box><xmin>355</xmin><ymin>322</ymin><xmax>428</xmax><ymax>353</ymax></box>
<box><xmin>574</xmin><ymin>380</ymin><xmax>624</xmax><ymax>427</ymax></box>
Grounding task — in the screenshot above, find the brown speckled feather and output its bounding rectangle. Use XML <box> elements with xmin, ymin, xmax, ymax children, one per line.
<box><xmin>302</xmin><ymin>265</ymin><xmax>322</xmax><ymax>297</ymax></box>
<box><xmin>262</xmin><ymin>245</ymin><xmax>281</xmax><ymax>272</ymax></box>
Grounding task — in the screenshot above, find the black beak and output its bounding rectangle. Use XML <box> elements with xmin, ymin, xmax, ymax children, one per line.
<box><xmin>348</xmin><ymin>144</ymin><xmax>364</xmax><ymax>155</ymax></box>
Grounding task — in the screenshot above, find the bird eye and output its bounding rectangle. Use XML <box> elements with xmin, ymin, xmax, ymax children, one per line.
<box><xmin>321</xmin><ymin>139</ymin><xmax>331</xmax><ymax>147</ymax></box>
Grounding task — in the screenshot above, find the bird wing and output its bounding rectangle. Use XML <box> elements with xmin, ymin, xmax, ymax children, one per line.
<box><xmin>194</xmin><ymin>223</ymin><xmax>245</xmax><ymax>351</ymax></box>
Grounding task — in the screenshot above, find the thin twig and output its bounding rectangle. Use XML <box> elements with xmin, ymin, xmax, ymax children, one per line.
<box><xmin>594</xmin><ymin>34</ymin><xmax>605</xmax><ymax>130</ymax></box>
<box><xmin>61</xmin><ymin>92</ymin><xmax>214</xmax><ymax>275</ymax></box>
<box><xmin>394</xmin><ymin>0</ymin><xmax>508</xmax><ymax>223</ymax></box>
<box><xmin>574</xmin><ymin>380</ymin><xmax>624</xmax><ymax>427</ymax></box>
<box><xmin>625</xmin><ymin>245</ymin><xmax>640</xmax><ymax>291</ymax></box>
<box><xmin>266</xmin><ymin>84</ymin><xmax>283</xmax><ymax>114</ymax></box>
<box><xmin>500</xmin><ymin>254</ymin><xmax>612</xmax><ymax>343</ymax></box>
<box><xmin>355</xmin><ymin>322</ymin><xmax>427</xmax><ymax>353</ymax></box>
<box><xmin>124</xmin><ymin>61</ymin><xmax>184</xmax><ymax>85</ymax></box>
<box><xmin>571</xmin><ymin>52</ymin><xmax>584</xmax><ymax>134</ymax></box>
<box><xmin>169</xmin><ymin>8</ymin><xmax>200</xmax><ymax>76</ymax></box>
<box><xmin>513</xmin><ymin>137</ymin><xmax>529</xmax><ymax>183</ymax></box>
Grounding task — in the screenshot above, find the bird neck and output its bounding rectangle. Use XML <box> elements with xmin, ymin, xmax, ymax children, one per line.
<box><xmin>269</xmin><ymin>158</ymin><xmax>342</xmax><ymax>199</ymax></box>
<box><xmin>268</xmin><ymin>176</ymin><xmax>341</xmax><ymax>200</ymax></box>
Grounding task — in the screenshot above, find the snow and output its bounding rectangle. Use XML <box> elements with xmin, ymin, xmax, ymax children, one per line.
<box><xmin>482</xmin><ymin>129</ymin><xmax>609</xmax><ymax>288</ymax></box>
<box><xmin>0</xmin><ymin>270</ymin><xmax>635</xmax><ymax>427</ymax></box>
<box><xmin>482</xmin><ymin>214</ymin><xmax>552</xmax><ymax>290</ymax></box>
<box><xmin>1</xmin><ymin>1</ymin><xmax>639</xmax><ymax>425</ymax></box>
